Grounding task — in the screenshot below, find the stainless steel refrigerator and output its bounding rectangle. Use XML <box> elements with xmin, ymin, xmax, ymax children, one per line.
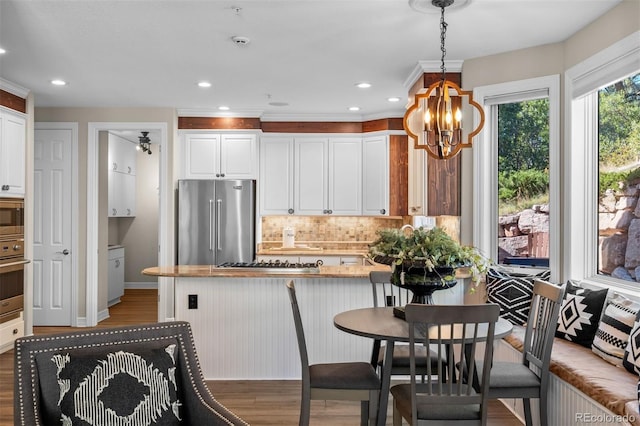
<box><xmin>177</xmin><ymin>179</ymin><xmax>256</xmax><ymax>265</ymax></box>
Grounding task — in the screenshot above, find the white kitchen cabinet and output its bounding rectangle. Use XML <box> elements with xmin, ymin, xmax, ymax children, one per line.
<box><xmin>108</xmin><ymin>134</ymin><xmax>137</xmax><ymax>217</ymax></box>
<box><xmin>0</xmin><ymin>109</ymin><xmax>26</xmax><ymax>198</ymax></box>
<box><xmin>0</xmin><ymin>312</ymin><xmax>24</xmax><ymax>354</ymax></box>
<box><xmin>294</xmin><ymin>137</ymin><xmax>362</xmax><ymax>215</ymax></box>
<box><xmin>295</xmin><ymin>138</ymin><xmax>328</xmax><ymax>215</ymax></box>
<box><xmin>108</xmin><ymin>246</ymin><xmax>125</xmax><ymax>305</ymax></box>
<box><xmin>108</xmin><ymin>133</ymin><xmax>137</xmax><ymax>175</ymax></box>
<box><xmin>259</xmin><ymin>137</ymin><xmax>295</xmax><ymax>215</ymax></box>
<box><xmin>182</xmin><ymin>133</ymin><xmax>258</xmax><ymax>179</ymax></box>
<box><xmin>362</xmin><ymin>135</ymin><xmax>389</xmax><ymax>216</ymax></box>
<box><xmin>108</xmin><ymin>172</ymin><xmax>136</xmax><ymax>217</ymax></box>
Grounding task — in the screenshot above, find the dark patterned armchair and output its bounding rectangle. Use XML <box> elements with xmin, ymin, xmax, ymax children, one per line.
<box><xmin>14</xmin><ymin>321</ymin><xmax>248</xmax><ymax>425</ymax></box>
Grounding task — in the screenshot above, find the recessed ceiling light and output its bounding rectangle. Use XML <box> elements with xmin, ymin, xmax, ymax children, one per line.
<box><xmin>51</xmin><ymin>79</ymin><xmax>67</xmax><ymax>86</ymax></box>
<box><xmin>268</xmin><ymin>102</ymin><xmax>289</xmax><ymax>107</ymax></box>
<box><xmin>198</xmin><ymin>81</ymin><xmax>212</xmax><ymax>88</ymax></box>
<box><xmin>388</xmin><ymin>97</ymin><xmax>401</xmax><ymax>102</ymax></box>
<box><xmin>348</xmin><ymin>106</ymin><xmax>360</xmax><ymax>111</ymax></box>
<box><xmin>218</xmin><ymin>106</ymin><xmax>230</xmax><ymax>111</ymax></box>
<box><xmin>355</xmin><ymin>82</ymin><xmax>371</xmax><ymax>89</ymax></box>
<box><xmin>0</xmin><ymin>47</ymin><xmax>6</xmax><ymax>55</ymax></box>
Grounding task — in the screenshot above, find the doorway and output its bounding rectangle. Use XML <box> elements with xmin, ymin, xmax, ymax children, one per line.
<box><xmin>87</xmin><ymin>122</ymin><xmax>170</xmax><ymax>327</ymax></box>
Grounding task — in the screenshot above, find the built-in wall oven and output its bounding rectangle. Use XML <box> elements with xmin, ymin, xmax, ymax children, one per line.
<box><xmin>0</xmin><ymin>198</ymin><xmax>25</xmax><ymax>325</ymax></box>
<box><xmin>0</xmin><ymin>198</ymin><xmax>24</xmax><ymax>236</ymax></box>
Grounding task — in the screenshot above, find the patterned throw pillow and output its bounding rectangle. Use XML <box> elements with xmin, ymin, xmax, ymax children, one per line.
<box><xmin>624</xmin><ymin>310</ymin><xmax>640</xmax><ymax>374</ymax></box>
<box><xmin>36</xmin><ymin>342</ymin><xmax>182</xmax><ymax>426</ymax></box>
<box><xmin>592</xmin><ymin>294</ymin><xmax>640</xmax><ymax>366</ymax></box>
<box><xmin>556</xmin><ymin>280</ymin><xmax>608</xmax><ymax>348</ymax></box>
<box><xmin>486</xmin><ymin>268</ymin><xmax>552</xmax><ymax>325</ymax></box>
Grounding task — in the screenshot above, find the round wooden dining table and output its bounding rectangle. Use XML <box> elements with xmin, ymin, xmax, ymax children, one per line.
<box><xmin>333</xmin><ymin>306</ymin><xmax>513</xmax><ymax>426</ymax></box>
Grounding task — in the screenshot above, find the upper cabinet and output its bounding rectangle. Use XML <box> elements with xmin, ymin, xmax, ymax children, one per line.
<box><xmin>259</xmin><ymin>135</ymin><xmax>403</xmax><ymax>216</ymax></box>
<box><xmin>362</xmin><ymin>135</ymin><xmax>389</xmax><ymax>216</ymax></box>
<box><xmin>182</xmin><ymin>133</ymin><xmax>258</xmax><ymax>179</ymax></box>
<box><xmin>108</xmin><ymin>133</ymin><xmax>137</xmax><ymax>217</ymax></box>
<box><xmin>295</xmin><ymin>137</ymin><xmax>362</xmax><ymax>216</ymax></box>
<box><xmin>0</xmin><ymin>109</ymin><xmax>26</xmax><ymax>198</ymax></box>
<box><xmin>259</xmin><ymin>137</ymin><xmax>295</xmax><ymax>215</ymax></box>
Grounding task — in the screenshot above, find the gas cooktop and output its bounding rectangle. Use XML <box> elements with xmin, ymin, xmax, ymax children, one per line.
<box><xmin>216</xmin><ymin>260</ymin><xmax>322</xmax><ymax>274</ymax></box>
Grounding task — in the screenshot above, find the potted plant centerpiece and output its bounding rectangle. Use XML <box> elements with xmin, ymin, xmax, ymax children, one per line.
<box><xmin>368</xmin><ymin>225</ymin><xmax>489</xmax><ymax>304</ymax></box>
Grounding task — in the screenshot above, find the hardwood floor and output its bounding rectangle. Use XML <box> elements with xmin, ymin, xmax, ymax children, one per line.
<box><xmin>0</xmin><ymin>289</ymin><xmax>523</xmax><ymax>425</ymax></box>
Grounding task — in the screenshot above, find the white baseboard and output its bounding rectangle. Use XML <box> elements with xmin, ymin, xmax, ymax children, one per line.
<box><xmin>125</xmin><ymin>281</ymin><xmax>158</xmax><ymax>289</ymax></box>
<box><xmin>97</xmin><ymin>308</ymin><xmax>109</xmax><ymax>323</ymax></box>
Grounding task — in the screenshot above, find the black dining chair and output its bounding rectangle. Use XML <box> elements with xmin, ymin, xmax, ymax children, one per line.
<box><xmin>286</xmin><ymin>280</ymin><xmax>381</xmax><ymax>426</ymax></box>
<box><xmin>369</xmin><ymin>271</ymin><xmax>448</xmax><ymax>382</ymax></box>
<box><xmin>481</xmin><ymin>279</ymin><xmax>565</xmax><ymax>426</ymax></box>
<box><xmin>390</xmin><ymin>303</ymin><xmax>500</xmax><ymax>425</ymax></box>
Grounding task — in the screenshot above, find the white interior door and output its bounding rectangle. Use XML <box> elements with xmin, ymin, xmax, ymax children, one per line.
<box><xmin>33</xmin><ymin>127</ymin><xmax>73</xmax><ymax>325</ymax></box>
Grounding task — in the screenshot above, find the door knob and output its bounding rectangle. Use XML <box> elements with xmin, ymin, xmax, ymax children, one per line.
<box><xmin>56</xmin><ymin>249</ymin><xmax>70</xmax><ymax>255</ymax></box>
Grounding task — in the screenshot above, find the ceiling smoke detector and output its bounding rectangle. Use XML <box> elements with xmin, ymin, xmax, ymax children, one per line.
<box><xmin>231</xmin><ymin>36</ymin><xmax>251</xmax><ymax>46</ymax></box>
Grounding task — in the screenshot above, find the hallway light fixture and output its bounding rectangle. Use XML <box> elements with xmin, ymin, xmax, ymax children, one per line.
<box><xmin>138</xmin><ymin>131</ymin><xmax>152</xmax><ymax>155</ymax></box>
<box><xmin>403</xmin><ymin>0</ymin><xmax>485</xmax><ymax>160</ymax></box>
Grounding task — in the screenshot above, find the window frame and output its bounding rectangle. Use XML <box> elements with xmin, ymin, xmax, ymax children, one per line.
<box><xmin>472</xmin><ymin>75</ymin><xmax>560</xmax><ymax>281</ymax></box>
<box><xmin>565</xmin><ymin>31</ymin><xmax>640</xmax><ymax>295</ymax></box>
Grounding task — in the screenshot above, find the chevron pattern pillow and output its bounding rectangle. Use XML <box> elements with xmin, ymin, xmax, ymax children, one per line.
<box><xmin>592</xmin><ymin>294</ymin><xmax>640</xmax><ymax>366</ymax></box>
<box><xmin>486</xmin><ymin>268</ymin><xmax>552</xmax><ymax>325</ymax></box>
<box><xmin>556</xmin><ymin>280</ymin><xmax>608</xmax><ymax>348</ymax></box>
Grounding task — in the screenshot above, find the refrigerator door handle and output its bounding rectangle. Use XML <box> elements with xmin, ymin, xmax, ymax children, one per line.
<box><xmin>209</xmin><ymin>199</ymin><xmax>214</xmax><ymax>251</ymax></box>
<box><xmin>216</xmin><ymin>199</ymin><xmax>222</xmax><ymax>250</ymax></box>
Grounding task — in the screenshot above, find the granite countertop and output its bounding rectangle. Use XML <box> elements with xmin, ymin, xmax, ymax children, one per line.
<box><xmin>142</xmin><ymin>263</ymin><xmax>390</xmax><ymax>279</ymax></box>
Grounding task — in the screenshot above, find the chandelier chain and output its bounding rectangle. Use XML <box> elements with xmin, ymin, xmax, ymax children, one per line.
<box><xmin>439</xmin><ymin>4</ymin><xmax>448</xmax><ymax>81</ymax></box>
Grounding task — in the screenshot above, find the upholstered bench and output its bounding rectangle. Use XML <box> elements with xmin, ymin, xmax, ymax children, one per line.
<box><xmin>501</xmin><ymin>326</ymin><xmax>639</xmax><ymax>425</ymax></box>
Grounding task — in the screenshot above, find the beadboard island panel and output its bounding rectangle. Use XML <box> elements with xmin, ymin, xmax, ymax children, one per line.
<box><xmin>173</xmin><ymin>275</ymin><xmax>465</xmax><ymax>379</ymax></box>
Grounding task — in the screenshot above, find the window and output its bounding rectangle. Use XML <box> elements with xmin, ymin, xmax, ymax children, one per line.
<box><xmin>473</xmin><ymin>76</ymin><xmax>560</xmax><ymax>280</ymax></box>
<box><xmin>598</xmin><ymin>73</ymin><xmax>640</xmax><ymax>283</ymax></box>
<box><xmin>566</xmin><ymin>31</ymin><xmax>639</xmax><ymax>293</ymax></box>
<box><xmin>497</xmin><ymin>99</ymin><xmax>550</xmax><ymax>267</ymax></box>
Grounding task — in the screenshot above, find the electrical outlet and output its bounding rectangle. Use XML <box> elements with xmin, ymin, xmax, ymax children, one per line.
<box><xmin>188</xmin><ymin>294</ymin><xmax>198</xmax><ymax>309</ymax></box>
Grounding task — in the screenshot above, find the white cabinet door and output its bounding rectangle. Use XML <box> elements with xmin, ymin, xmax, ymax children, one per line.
<box><xmin>328</xmin><ymin>138</ymin><xmax>362</xmax><ymax>215</ymax></box>
<box><xmin>182</xmin><ymin>133</ymin><xmax>258</xmax><ymax>179</ymax></box>
<box><xmin>108</xmin><ymin>247</ymin><xmax>125</xmax><ymax>305</ymax></box>
<box><xmin>108</xmin><ymin>172</ymin><xmax>136</xmax><ymax>217</ymax></box>
<box><xmin>259</xmin><ymin>137</ymin><xmax>295</xmax><ymax>215</ymax></box>
<box><xmin>108</xmin><ymin>133</ymin><xmax>137</xmax><ymax>175</ymax></box>
<box><xmin>362</xmin><ymin>135</ymin><xmax>389</xmax><ymax>216</ymax></box>
<box><xmin>295</xmin><ymin>138</ymin><xmax>328</xmax><ymax>215</ymax></box>
<box><xmin>0</xmin><ymin>110</ymin><xmax>26</xmax><ymax>197</ymax></box>
<box><xmin>220</xmin><ymin>134</ymin><xmax>257</xmax><ymax>179</ymax></box>
<box><xmin>183</xmin><ymin>133</ymin><xmax>220</xmax><ymax>179</ymax></box>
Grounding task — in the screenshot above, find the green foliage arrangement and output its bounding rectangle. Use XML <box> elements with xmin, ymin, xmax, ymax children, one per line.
<box><xmin>368</xmin><ymin>226</ymin><xmax>490</xmax><ymax>285</ymax></box>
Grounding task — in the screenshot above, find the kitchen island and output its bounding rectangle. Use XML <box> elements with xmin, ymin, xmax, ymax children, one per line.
<box><xmin>143</xmin><ymin>264</ymin><xmax>469</xmax><ymax>380</ymax></box>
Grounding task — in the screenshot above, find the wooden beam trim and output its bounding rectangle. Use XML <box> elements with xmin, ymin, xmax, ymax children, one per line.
<box><xmin>0</xmin><ymin>90</ymin><xmax>27</xmax><ymax>114</ymax></box>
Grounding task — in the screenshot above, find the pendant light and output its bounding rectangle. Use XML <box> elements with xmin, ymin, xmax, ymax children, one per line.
<box><xmin>403</xmin><ymin>0</ymin><xmax>485</xmax><ymax>160</ymax></box>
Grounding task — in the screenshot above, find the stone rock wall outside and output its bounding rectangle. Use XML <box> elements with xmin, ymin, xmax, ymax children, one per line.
<box><xmin>599</xmin><ymin>185</ymin><xmax>640</xmax><ymax>282</ymax></box>
<box><xmin>498</xmin><ymin>204</ymin><xmax>550</xmax><ymax>263</ymax></box>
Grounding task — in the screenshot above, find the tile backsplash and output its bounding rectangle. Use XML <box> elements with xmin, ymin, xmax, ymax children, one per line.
<box><xmin>261</xmin><ymin>216</ymin><xmax>406</xmax><ymax>249</ymax></box>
